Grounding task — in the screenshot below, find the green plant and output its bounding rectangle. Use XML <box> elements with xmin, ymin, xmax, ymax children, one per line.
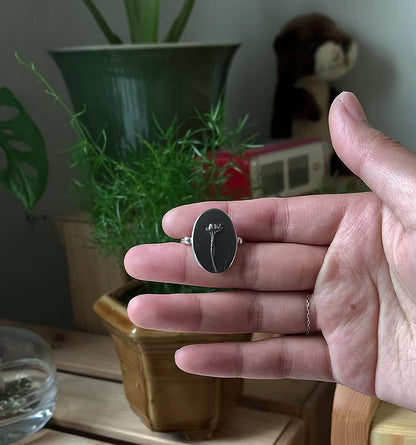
<box><xmin>0</xmin><ymin>87</ymin><xmax>48</xmax><ymax>214</ymax></box>
<box><xmin>18</xmin><ymin>55</ymin><xmax>256</xmax><ymax>293</ymax></box>
<box><xmin>71</xmin><ymin>107</ymin><xmax>253</xmax><ymax>261</ymax></box>
<box><xmin>82</xmin><ymin>0</ymin><xmax>196</xmax><ymax>44</ymax></box>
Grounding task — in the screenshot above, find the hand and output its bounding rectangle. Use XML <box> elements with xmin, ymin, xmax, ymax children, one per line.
<box><xmin>124</xmin><ymin>92</ymin><xmax>416</xmax><ymax>412</ymax></box>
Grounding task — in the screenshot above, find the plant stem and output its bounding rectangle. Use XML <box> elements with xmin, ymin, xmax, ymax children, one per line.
<box><xmin>206</xmin><ymin>224</ymin><xmax>222</xmax><ymax>273</ymax></box>
<box><xmin>164</xmin><ymin>0</ymin><xmax>196</xmax><ymax>42</ymax></box>
<box><xmin>15</xmin><ymin>53</ymin><xmax>96</xmax><ymax>155</ymax></box>
<box><xmin>209</xmin><ymin>233</ymin><xmax>217</xmax><ymax>273</ymax></box>
<box><xmin>82</xmin><ymin>0</ymin><xmax>122</xmax><ymax>44</ymax></box>
<box><xmin>16</xmin><ymin>55</ymin><xmax>76</xmax><ymax>127</ymax></box>
<box><xmin>124</xmin><ymin>0</ymin><xmax>160</xmax><ymax>43</ymax></box>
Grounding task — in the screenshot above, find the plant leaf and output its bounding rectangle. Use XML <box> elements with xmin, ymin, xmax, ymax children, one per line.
<box><xmin>164</xmin><ymin>0</ymin><xmax>196</xmax><ymax>42</ymax></box>
<box><xmin>82</xmin><ymin>0</ymin><xmax>123</xmax><ymax>44</ymax></box>
<box><xmin>0</xmin><ymin>87</ymin><xmax>48</xmax><ymax>212</ymax></box>
<box><xmin>124</xmin><ymin>0</ymin><xmax>160</xmax><ymax>43</ymax></box>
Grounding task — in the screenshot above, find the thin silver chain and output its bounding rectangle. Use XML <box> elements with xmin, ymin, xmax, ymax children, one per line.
<box><xmin>306</xmin><ymin>294</ymin><xmax>311</xmax><ymax>335</ymax></box>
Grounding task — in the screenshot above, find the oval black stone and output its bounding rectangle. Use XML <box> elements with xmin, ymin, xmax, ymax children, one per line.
<box><xmin>191</xmin><ymin>208</ymin><xmax>238</xmax><ymax>274</ymax></box>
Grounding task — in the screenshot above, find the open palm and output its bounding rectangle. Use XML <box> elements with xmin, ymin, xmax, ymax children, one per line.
<box><xmin>125</xmin><ymin>93</ymin><xmax>416</xmax><ymax>412</ymax></box>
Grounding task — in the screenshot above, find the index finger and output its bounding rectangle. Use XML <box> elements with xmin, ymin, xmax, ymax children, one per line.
<box><xmin>162</xmin><ymin>194</ymin><xmax>368</xmax><ymax>245</ymax></box>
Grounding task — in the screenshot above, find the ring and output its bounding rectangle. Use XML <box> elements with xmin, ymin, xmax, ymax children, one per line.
<box><xmin>306</xmin><ymin>294</ymin><xmax>311</xmax><ymax>335</ymax></box>
<box><xmin>180</xmin><ymin>208</ymin><xmax>243</xmax><ymax>274</ymax></box>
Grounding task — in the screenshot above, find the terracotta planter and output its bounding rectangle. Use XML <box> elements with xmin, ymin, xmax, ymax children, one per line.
<box><xmin>94</xmin><ymin>281</ymin><xmax>251</xmax><ymax>439</ymax></box>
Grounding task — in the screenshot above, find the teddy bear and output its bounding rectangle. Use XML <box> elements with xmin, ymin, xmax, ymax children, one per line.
<box><xmin>270</xmin><ymin>13</ymin><xmax>358</xmax><ymax>174</ymax></box>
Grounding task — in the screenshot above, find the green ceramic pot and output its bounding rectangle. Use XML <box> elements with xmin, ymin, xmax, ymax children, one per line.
<box><xmin>50</xmin><ymin>43</ymin><xmax>239</xmax><ymax>159</ymax></box>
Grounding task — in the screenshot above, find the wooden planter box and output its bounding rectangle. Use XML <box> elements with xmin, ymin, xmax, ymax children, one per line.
<box><xmin>56</xmin><ymin>212</ymin><xmax>129</xmax><ymax>334</ymax></box>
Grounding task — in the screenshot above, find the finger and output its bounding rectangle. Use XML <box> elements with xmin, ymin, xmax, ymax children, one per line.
<box><xmin>175</xmin><ymin>336</ymin><xmax>333</xmax><ymax>381</ymax></box>
<box><xmin>329</xmin><ymin>92</ymin><xmax>416</xmax><ymax>229</ymax></box>
<box><xmin>124</xmin><ymin>242</ymin><xmax>326</xmax><ymax>291</ymax></box>
<box><xmin>127</xmin><ymin>291</ymin><xmax>315</xmax><ymax>335</ymax></box>
<box><xmin>162</xmin><ymin>195</ymin><xmax>360</xmax><ymax>246</ymax></box>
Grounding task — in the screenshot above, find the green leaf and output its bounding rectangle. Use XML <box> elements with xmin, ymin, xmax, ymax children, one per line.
<box><xmin>164</xmin><ymin>0</ymin><xmax>196</xmax><ymax>42</ymax></box>
<box><xmin>82</xmin><ymin>0</ymin><xmax>123</xmax><ymax>44</ymax></box>
<box><xmin>0</xmin><ymin>87</ymin><xmax>48</xmax><ymax>213</ymax></box>
<box><xmin>124</xmin><ymin>0</ymin><xmax>160</xmax><ymax>43</ymax></box>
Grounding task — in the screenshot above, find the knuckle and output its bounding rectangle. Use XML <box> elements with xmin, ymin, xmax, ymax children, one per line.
<box><xmin>274</xmin><ymin>343</ymin><xmax>293</xmax><ymax>378</ymax></box>
<box><xmin>240</xmin><ymin>245</ymin><xmax>261</xmax><ymax>289</ymax></box>
<box><xmin>192</xmin><ymin>294</ymin><xmax>203</xmax><ymax>332</ymax></box>
<box><xmin>247</xmin><ymin>293</ymin><xmax>263</xmax><ymax>332</ymax></box>
<box><xmin>233</xmin><ymin>343</ymin><xmax>244</xmax><ymax>378</ymax></box>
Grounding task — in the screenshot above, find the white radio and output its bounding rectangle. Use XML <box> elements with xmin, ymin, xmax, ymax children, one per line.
<box><xmin>216</xmin><ymin>138</ymin><xmax>327</xmax><ymax>199</ymax></box>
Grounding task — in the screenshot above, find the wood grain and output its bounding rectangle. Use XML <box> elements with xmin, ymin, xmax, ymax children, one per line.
<box><xmin>370</xmin><ymin>402</ymin><xmax>416</xmax><ymax>445</ymax></box>
<box><xmin>56</xmin><ymin>213</ymin><xmax>129</xmax><ymax>334</ymax></box>
<box><xmin>277</xmin><ymin>418</ymin><xmax>305</xmax><ymax>445</ymax></box>
<box><xmin>242</xmin><ymin>379</ymin><xmax>334</xmax><ymax>445</ymax></box>
<box><xmin>0</xmin><ymin>320</ymin><xmax>121</xmax><ymax>380</ymax></box>
<box><xmin>243</xmin><ymin>379</ymin><xmax>320</xmax><ymax>416</ymax></box>
<box><xmin>331</xmin><ymin>385</ymin><xmax>379</xmax><ymax>445</ymax></box>
<box><xmin>53</xmin><ymin>372</ymin><xmax>293</xmax><ymax>445</ymax></box>
<box><xmin>0</xmin><ymin>320</ymin><xmax>321</xmax><ymax>444</ymax></box>
<box><xmin>302</xmin><ymin>381</ymin><xmax>335</xmax><ymax>445</ymax></box>
<box><xmin>14</xmin><ymin>430</ymin><xmax>109</xmax><ymax>445</ymax></box>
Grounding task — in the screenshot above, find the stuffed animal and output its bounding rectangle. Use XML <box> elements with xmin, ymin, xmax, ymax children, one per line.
<box><xmin>271</xmin><ymin>13</ymin><xmax>358</xmax><ymax>173</ymax></box>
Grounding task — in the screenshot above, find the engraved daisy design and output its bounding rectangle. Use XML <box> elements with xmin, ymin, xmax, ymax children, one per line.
<box><xmin>205</xmin><ymin>223</ymin><xmax>223</xmax><ymax>273</ymax></box>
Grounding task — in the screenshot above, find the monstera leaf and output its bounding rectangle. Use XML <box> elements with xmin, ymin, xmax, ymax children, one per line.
<box><xmin>0</xmin><ymin>87</ymin><xmax>48</xmax><ymax>213</ymax></box>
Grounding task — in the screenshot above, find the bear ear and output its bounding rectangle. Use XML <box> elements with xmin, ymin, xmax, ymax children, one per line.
<box><xmin>274</xmin><ymin>29</ymin><xmax>297</xmax><ymax>54</ymax></box>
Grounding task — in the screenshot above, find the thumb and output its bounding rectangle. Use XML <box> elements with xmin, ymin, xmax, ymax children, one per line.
<box><xmin>329</xmin><ymin>92</ymin><xmax>416</xmax><ymax>228</ymax></box>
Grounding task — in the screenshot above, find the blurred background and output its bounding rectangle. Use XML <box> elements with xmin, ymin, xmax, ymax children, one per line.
<box><xmin>1</xmin><ymin>0</ymin><xmax>415</xmax><ymax>327</ymax></box>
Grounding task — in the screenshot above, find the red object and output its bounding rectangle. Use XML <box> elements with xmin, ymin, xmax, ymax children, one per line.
<box><xmin>216</xmin><ymin>138</ymin><xmax>319</xmax><ymax>199</ymax></box>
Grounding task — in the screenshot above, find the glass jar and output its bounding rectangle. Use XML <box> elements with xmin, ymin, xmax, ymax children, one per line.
<box><xmin>0</xmin><ymin>327</ymin><xmax>57</xmax><ymax>444</ymax></box>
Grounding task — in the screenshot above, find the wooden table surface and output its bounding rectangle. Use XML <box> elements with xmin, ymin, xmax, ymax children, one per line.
<box><xmin>8</xmin><ymin>319</ymin><xmax>414</xmax><ymax>445</ymax></box>
<box><xmin>3</xmin><ymin>320</ymin><xmax>308</xmax><ymax>445</ymax></box>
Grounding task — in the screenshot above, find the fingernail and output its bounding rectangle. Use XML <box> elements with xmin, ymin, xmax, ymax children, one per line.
<box><xmin>162</xmin><ymin>208</ymin><xmax>175</xmax><ymax>229</ymax></box>
<box><xmin>175</xmin><ymin>348</ymin><xmax>185</xmax><ymax>365</ymax></box>
<box><xmin>338</xmin><ymin>91</ymin><xmax>367</xmax><ymax>121</ymax></box>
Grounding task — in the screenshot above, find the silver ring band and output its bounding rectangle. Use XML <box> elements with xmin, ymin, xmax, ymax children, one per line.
<box><xmin>180</xmin><ymin>236</ymin><xmax>243</xmax><ymax>246</ymax></box>
<box><xmin>180</xmin><ymin>236</ymin><xmax>192</xmax><ymax>245</ymax></box>
<box><xmin>306</xmin><ymin>294</ymin><xmax>311</xmax><ymax>335</ymax></box>
<box><xmin>180</xmin><ymin>208</ymin><xmax>243</xmax><ymax>274</ymax></box>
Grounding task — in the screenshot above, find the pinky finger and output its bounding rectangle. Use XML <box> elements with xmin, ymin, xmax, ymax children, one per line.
<box><xmin>175</xmin><ymin>336</ymin><xmax>334</xmax><ymax>382</ymax></box>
